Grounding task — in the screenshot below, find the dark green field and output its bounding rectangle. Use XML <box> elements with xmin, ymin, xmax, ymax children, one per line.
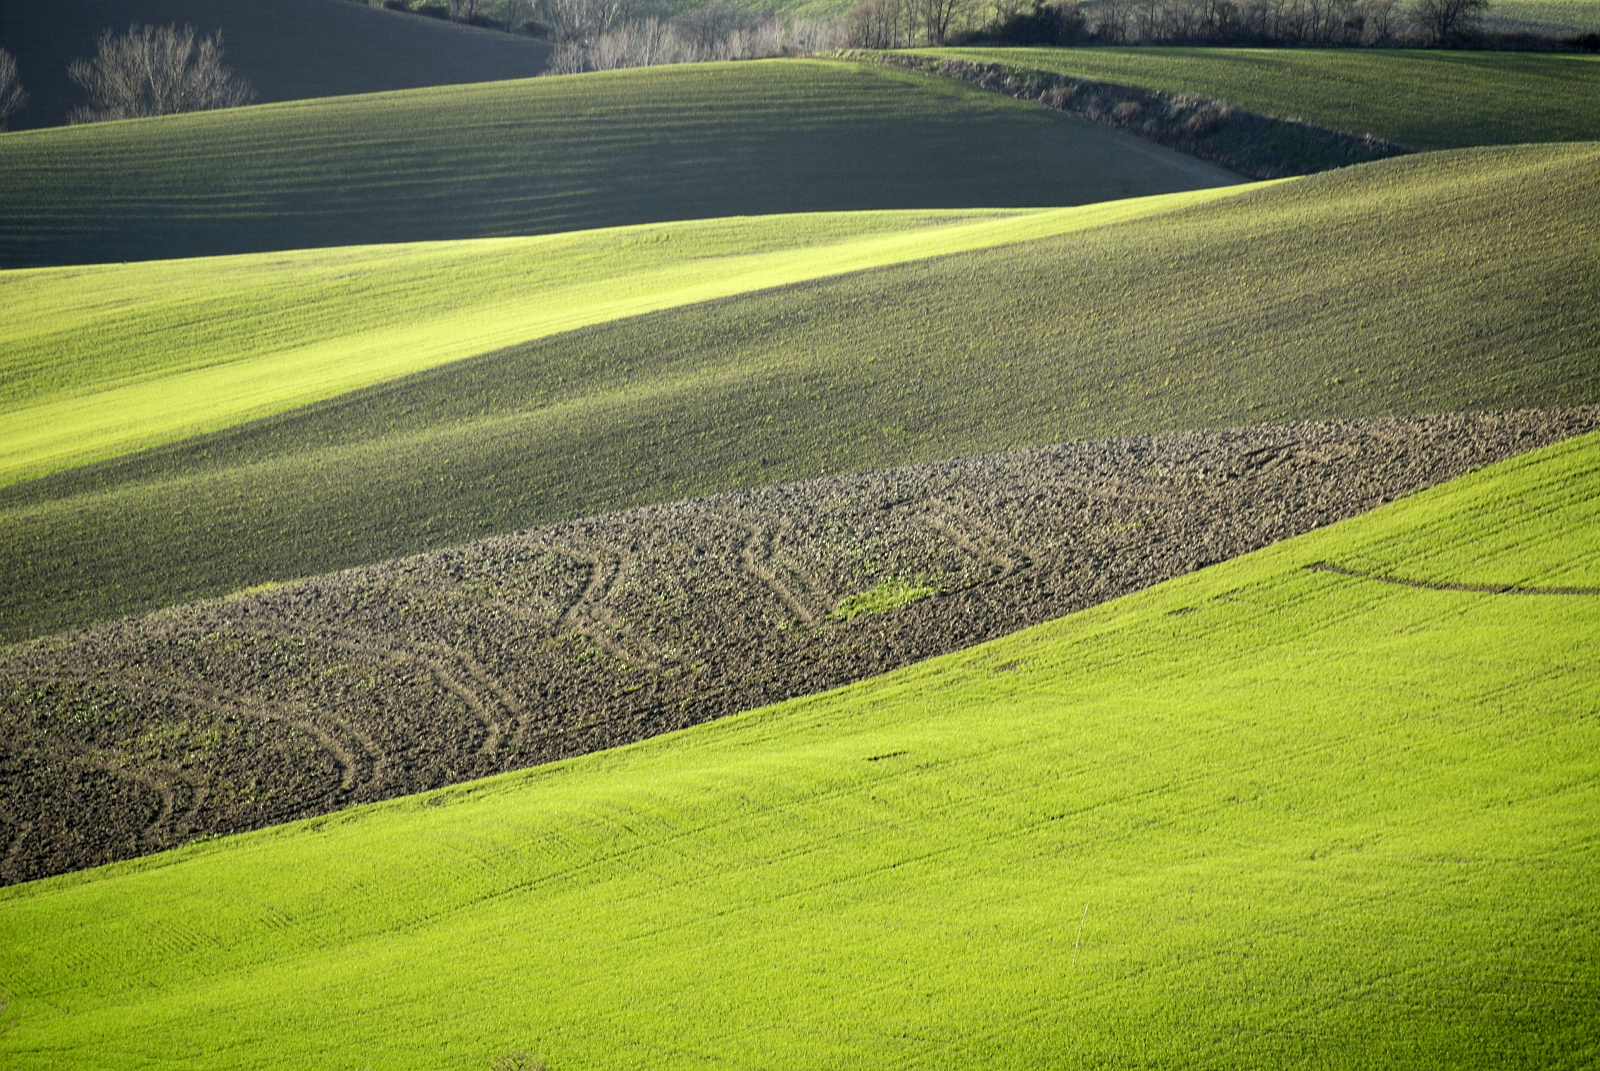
<box><xmin>3</xmin><ymin>142</ymin><xmax>1594</xmax><ymax>642</ymax></box>
<box><xmin>0</xmin><ymin>0</ymin><xmax>551</xmax><ymax>131</ymax></box>
<box><xmin>0</xmin><ymin>58</ymin><xmax>1234</xmax><ymax>267</ymax></box>
<box><xmin>918</xmin><ymin>47</ymin><xmax>1600</xmax><ymax>150</ymax></box>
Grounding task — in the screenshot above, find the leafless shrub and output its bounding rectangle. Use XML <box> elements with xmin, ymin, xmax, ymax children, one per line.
<box><xmin>545</xmin><ymin>6</ymin><xmax>845</xmax><ymax>73</ymax></box>
<box><xmin>1410</xmin><ymin>0</ymin><xmax>1488</xmax><ymax>40</ymax></box>
<box><xmin>0</xmin><ymin>48</ymin><xmax>25</xmax><ymax>130</ymax></box>
<box><xmin>1070</xmin><ymin>0</ymin><xmax>1477</xmax><ymax>43</ymax></box>
<box><xmin>545</xmin><ymin>39</ymin><xmax>588</xmax><ymax>73</ymax></box>
<box><xmin>848</xmin><ymin>0</ymin><xmax>921</xmax><ymax>47</ymax></box>
<box><xmin>537</xmin><ymin>0</ymin><xmax>637</xmax><ymax>41</ymax></box>
<box><xmin>67</xmin><ymin>24</ymin><xmax>255</xmax><ymax>124</ymax></box>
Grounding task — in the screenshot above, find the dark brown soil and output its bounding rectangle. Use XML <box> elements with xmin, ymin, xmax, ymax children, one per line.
<box><xmin>3</xmin><ymin>408</ymin><xmax>1595</xmax><ymax>885</ymax></box>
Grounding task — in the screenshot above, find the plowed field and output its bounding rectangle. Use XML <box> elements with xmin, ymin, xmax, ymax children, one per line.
<box><xmin>4</xmin><ymin>407</ymin><xmax>1592</xmax><ymax>883</ymax></box>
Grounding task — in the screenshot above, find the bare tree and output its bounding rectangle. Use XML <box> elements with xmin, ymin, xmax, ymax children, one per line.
<box><xmin>537</xmin><ymin>0</ymin><xmax>636</xmax><ymax>41</ymax></box>
<box><xmin>915</xmin><ymin>0</ymin><xmax>977</xmax><ymax>42</ymax></box>
<box><xmin>68</xmin><ymin>24</ymin><xmax>255</xmax><ymax>124</ymax></box>
<box><xmin>848</xmin><ymin>0</ymin><xmax>914</xmax><ymax>46</ymax></box>
<box><xmin>0</xmin><ymin>48</ymin><xmax>25</xmax><ymax>130</ymax></box>
<box><xmin>1410</xmin><ymin>0</ymin><xmax>1486</xmax><ymax>40</ymax></box>
<box><xmin>501</xmin><ymin>0</ymin><xmax>533</xmax><ymax>30</ymax></box>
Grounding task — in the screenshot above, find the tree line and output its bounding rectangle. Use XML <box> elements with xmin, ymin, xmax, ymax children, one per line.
<box><xmin>853</xmin><ymin>0</ymin><xmax>1502</xmax><ymax>46</ymax></box>
<box><xmin>361</xmin><ymin>0</ymin><xmax>1600</xmax><ymax>49</ymax></box>
<box><xmin>3</xmin><ymin>0</ymin><xmax>1591</xmax><ymax>129</ymax></box>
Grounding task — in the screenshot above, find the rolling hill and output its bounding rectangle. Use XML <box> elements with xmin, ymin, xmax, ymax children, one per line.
<box><xmin>0</xmin><ymin>0</ymin><xmax>550</xmax><ymax>131</ymax></box>
<box><xmin>914</xmin><ymin>47</ymin><xmax>1600</xmax><ymax>150</ymax></box>
<box><xmin>0</xmin><ymin>58</ymin><xmax>1238</xmax><ymax>268</ymax></box>
<box><xmin>1</xmin><ymin>426</ymin><xmax>1595</xmax><ymax>1069</ymax></box>
<box><xmin>1486</xmin><ymin>0</ymin><xmax>1600</xmax><ymax>33</ymax></box>
<box><xmin>0</xmin><ymin>196</ymin><xmax>1243</xmax><ymax>486</ymax></box>
<box><xmin>6</xmin><ymin>408</ymin><xmax>1591</xmax><ymax>883</ymax></box>
<box><xmin>3</xmin><ymin>140</ymin><xmax>1594</xmax><ymax>643</ymax></box>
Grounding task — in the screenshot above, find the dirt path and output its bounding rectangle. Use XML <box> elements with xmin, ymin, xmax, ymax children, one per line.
<box><xmin>2</xmin><ymin>408</ymin><xmax>1595</xmax><ymax>883</ymax></box>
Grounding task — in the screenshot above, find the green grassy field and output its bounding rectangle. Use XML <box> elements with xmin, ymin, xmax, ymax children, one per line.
<box><xmin>0</xmin><ymin>58</ymin><xmax>1236</xmax><ymax>269</ymax></box>
<box><xmin>0</xmin><ymin>194</ymin><xmax>1243</xmax><ymax>485</ymax></box>
<box><xmin>3</xmin><ymin>140</ymin><xmax>1594</xmax><ymax>643</ymax></box>
<box><xmin>2</xmin><ymin>426</ymin><xmax>1595</xmax><ymax>1070</ymax></box>
<box><xmin>916</xmin><ymin>47</ymin><xmax>1600</xmax><ymax>150</ymax></box>
<box><xmin>1489</xmin><ymin>0</ymin><xmax>1600</xmax><ymax>32</ymax></box>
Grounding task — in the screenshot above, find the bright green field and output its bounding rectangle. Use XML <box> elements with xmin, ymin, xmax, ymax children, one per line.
<box><xmin>0</xmin><ymin>194</ymin><xmax>1243</xmax><ymax>486</ymax></box>
<box><xmin>2</xmin><ymin>141</ymin><xmax>1595</xmax><ymax>643</ymax></box>
<box><xmin>916</xmin><ymin>47</ymin><xmax>1600</xmax><ymax>150</ymax></box>
<box><xmin>0</xmin><ymin>58</ymin><xmax>1236</xmax><ymax>269</ymax></box>
<box><xmin>2</xmin><ymin>427</ymin><xmax>1596</xmax><ymax>1070</ymax></box>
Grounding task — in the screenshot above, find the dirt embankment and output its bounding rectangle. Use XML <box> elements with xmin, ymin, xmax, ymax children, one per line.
<box><xmin>2</xmin><ymin>409</ymin><xmax>1595</xmax><ymax>885</ymax></box>
<box><xmin>841</xmin><ymin>51</ymin><xmax>1409</xmax><ymax>177</ymax></box>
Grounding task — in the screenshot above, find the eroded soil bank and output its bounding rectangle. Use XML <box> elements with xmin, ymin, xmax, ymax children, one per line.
<box><xmin>3</xmin><ymin>408</ymin><xmax>1595</xmax><ymax>883</ymax></box>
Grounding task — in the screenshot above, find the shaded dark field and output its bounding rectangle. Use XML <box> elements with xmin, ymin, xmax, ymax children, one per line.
<box><xmin>2</xmin><ymin>144</ymin><xmax>1595</xmax><ymax>643</ymax></box>
<box><xmin>0</xmin><ymin>0</ymin><xmax>550</xmax><ymax>131</ymax></box>
<box><xmin>0</xmin><ymin>59</ymin><xmax>1234</xmax><ymax>268</ymax></box>
<box><xmin>3</xmin><ymin>408</ymin><xmax>1595</xmax><ymax>884</ymax></box>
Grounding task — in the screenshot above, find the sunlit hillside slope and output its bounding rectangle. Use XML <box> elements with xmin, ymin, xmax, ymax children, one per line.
<box><xmin>1</xmin><ymin>427</ymin><xmax>1595</xmax><ymax>1070</ymax></box>
<box><xmin>2</xmin><ymin>141</ymin><xmax>1594</xmax><ymax>642</ymax></box>
<box><xmin>0</xmin><ymin>196</ymin><xmax>1241</xmax><ymax>486</ymax></box>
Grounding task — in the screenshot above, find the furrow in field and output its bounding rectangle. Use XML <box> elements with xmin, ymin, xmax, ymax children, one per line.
<box><xmin>1307</xmin><ymin>562</ymin><xmax>1600</xmax><ymax>595</ymax></box>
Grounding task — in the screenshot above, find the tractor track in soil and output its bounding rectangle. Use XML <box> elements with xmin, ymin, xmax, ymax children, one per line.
<box><xmin>2</xmin><ymin>408</ymin><xmax>1595</xmax><ymax>884</ymax></box>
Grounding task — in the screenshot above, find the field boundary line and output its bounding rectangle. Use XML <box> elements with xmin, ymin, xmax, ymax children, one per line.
<box><xmin>1307</xmin><ymin>561</ymin><xmax>1600</xmax><ymax>596</ymax></box>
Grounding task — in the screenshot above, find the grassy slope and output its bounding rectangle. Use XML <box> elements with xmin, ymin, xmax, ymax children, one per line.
<box><xmin>1</xmin><ymin>429</ymin><xmax>1596</xmax><ymax>1070</ymax></box>
<box><xmin>0</xmin><ymin>0</ymin><xmax>551</xmax><ymax>132</ymax></box>
<box><xmin>917</xmin><ymin>47</ymin><xmax>1600</xmax><ymax>150</ymax></box>
<box><xmin>1488</xmin><ymin>0</ymin><xmax>1600</xmax><ymax>32</ymax></box>
<box><xmin>0</xmin><ymin>195</ymin><xmax>1242</xmax><ymax>485</ymax></box>
<box><xmin>2</xmin><ymin>141</ymin><xmax>1595</xmax><ymax>643</ymax></box>
<box><xmin>1</xmin><ymin>141</ymin><xmax>1594</xmax><ymax>641</ymax></box>
<box><xmin>0</xmin><ymin>58</ymin><xmax>1237</xmax><ymax>269</ymax></box>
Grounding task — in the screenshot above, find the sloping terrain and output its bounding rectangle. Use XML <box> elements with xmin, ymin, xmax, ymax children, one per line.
<box><xmin>918</xmin><ymin>47</ymin><xmax>1600</xmax><ymax>150</ymax></box>
<box><xmin>0</xmin><ymin>197</ymin><xmax>1238</xmax><ymax>484</ymax></box>
<box><xmin>1</xmin><ymin>429</ymin><xmax>1595</xmax><ymax>1069</ymax></box>
<box><xmin>1488</xmin><ymin>0</ymin><xmax>1600</xmax><ymax>33</ymax></box>
<box><xmin>3</xmin><ymin>141</ymin><xmax>1594</xmax><ymax>642</ymax></box>
<box><xmin>0</xmin><ymin>0</ymin><xmax>550</xmax><ymax>131</ymax></box>
<box><xmin>0</xmin><ymin>58</ymin><xmax>1237</xmax><ymax>268</ymax></box>
<box><xmin>3</xmin><ymin>408</ymin><xmax>1593</xmax><ymax>884</ymax></box>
